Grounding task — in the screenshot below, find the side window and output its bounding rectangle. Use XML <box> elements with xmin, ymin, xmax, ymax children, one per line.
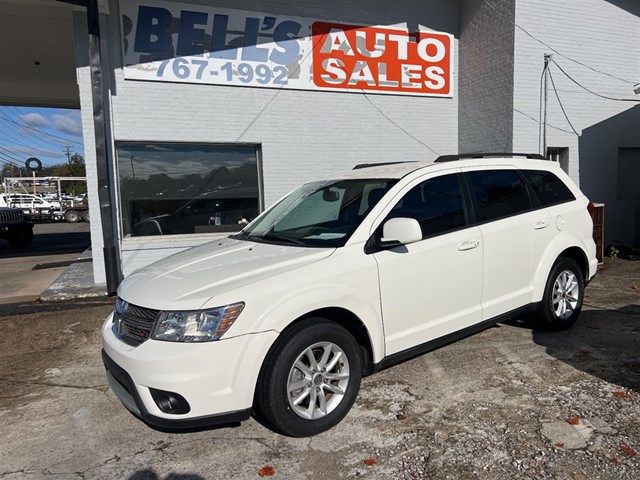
<box><xmin>522</xmin><ymin>169</ymin><xmax>575</xmax><ymax>206</ymax></box>
<box><xmin>389</xmin><ymin>174</ymin><xmax>466</xmax><ymax>238</ymax></box>
<box><xmin>468</xmin><ymin>170</ymin><xmax>532</xmax><ymax>222</ymax></box>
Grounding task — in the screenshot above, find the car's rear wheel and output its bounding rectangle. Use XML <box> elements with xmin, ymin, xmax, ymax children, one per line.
<box><xmin>535</xmin><ymin>257</ymin><xmax>584</xmax><ymax>331</ymax></box>
<box><xmin>254</xmin><ymin>319</ymin><xmax>362</xmax><ymax>437</ymax></box>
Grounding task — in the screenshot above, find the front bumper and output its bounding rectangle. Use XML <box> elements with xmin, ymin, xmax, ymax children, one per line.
<box><xmin>101</xmin><ymin>314</ymin><xmax>279</xmax><ymax>428</ymax></box>
<box><xmin>102</xmin><ymin>350</ymin><xmax>251</xmax><ymax>430</ymax></box>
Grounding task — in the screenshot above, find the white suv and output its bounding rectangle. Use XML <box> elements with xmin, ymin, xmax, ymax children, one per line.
<box><xmin>102</xmin><ymin>154</ymin><xmax>598</xmax><ymax>437</ymax></box>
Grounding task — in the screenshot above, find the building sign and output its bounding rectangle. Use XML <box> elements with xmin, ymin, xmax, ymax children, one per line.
<box><xmin>120</xmin><ymin>1</ymin><xmax>453</xmax><ymax>97</ymax></box>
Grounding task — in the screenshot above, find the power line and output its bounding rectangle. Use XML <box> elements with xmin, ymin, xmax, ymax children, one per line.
<box><xmin>548</xmin><ymin>69</ymin><xmax>580</xmax><ymax>137</ymax></box>
<box><xmin>551</xmin><ymin>60</ymin><xmax>640</xmax><ymax>103</ymax></box>
<box><xmin>0</xmin><ymin>146</ymin><xmax>25</xmax><ymax>160</ymax></box>
<box><xmin>361</xmin><ymin>93</ymin><xmax>440</xmax><ymax>156</ymax></box>
<box><xmin>482</xmin><ymin>0</ymin><xmax>638</xmax><ymax>85</ymax></box>
<box><xmin>0</xmin><ymin>114</ymin><xmax>83</xmax><ymax>145</ymax></box>
<box><xmin>514</xmin><ymin>108</ymin><xmax>577</xmax><ymax>136</ymax></box>
<box><xmin>0</xmin><ymin>132</ymin><xmax>65</xmax><ymax>158</ymax></box>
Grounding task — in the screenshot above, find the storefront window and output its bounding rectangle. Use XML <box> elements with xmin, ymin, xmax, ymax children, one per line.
<box><xmin>116</xmin><ymin>143</ymin><xmax>261</xmax><ymax>237</ymax></box>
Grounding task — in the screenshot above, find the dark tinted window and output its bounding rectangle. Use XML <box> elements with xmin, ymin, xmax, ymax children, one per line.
<box><xmin>389</xmin><ymin>174</ymin><xmax>466</xmax><ymax>238</ymax></box>
<box><xmin>116</xmin><ymin>143</ymin><xmax>260</xmax><ymax>237</ymax></box>
<box><xmin>468</xmin><ymin>170</ymin><xmax>532</xmax><ymax>222</ymax></box>
<box><xmin>522</xmin><ymin>169</ymin><xmax>575</xmax><ymax>206</ymax></box>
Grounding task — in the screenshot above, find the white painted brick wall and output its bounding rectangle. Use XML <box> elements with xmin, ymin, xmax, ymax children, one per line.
<box><xmin>512</xmin><ymin>0</ymin><xmax>640</xmax><ymax>244</ymax></box>
<box><xmin>459</xmin><ymin>0</ymin><xmax>516</xmax><ymax>153</ymax></box>
<box><xmin>74</xmin><ymin>11</ymin><xmax>106</xmax><ymax>285</ymax></box>
<box><xmin>99</xmin><ymin>0</ymin><xmax>461</xmax><ymax>275</ymax></box>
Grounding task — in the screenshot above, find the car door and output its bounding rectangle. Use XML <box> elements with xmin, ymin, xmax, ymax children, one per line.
<box><xmin>463</xmin><ymin>167</ymin><xmax>553</xmax><ymax>320</ymax></box>
<box><xmin>372</xmin><ymin>172</ymin><xmax>483</xmax><ymax>356</ymax></box>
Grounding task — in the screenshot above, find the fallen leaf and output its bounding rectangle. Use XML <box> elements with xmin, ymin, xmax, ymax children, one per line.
<box><xmin>610</xmin><ymin>457</ymin><xmax>619</xmax><ymax>464</ymax></box>
<box><xmin>364</xmin><ymin>457</ymin><xmax>377</xmax><ymax>466</ymax></box>
<box><xmin>554</xmin><ymin>443</ymin><xmax>565</xmax><ymax>449</ymax></box>
<box><xmin>566</xmin><ymin>417</ymin><xmax>580</xmax><ymax>425</ymax></box>
<box><xmin>258</xmin><ymin>465</ymin><xmax>275</xmax><ymax>477</ymax></box>
<box><xmin>583</xmin><ymin>296</ymin><xmax>591</xmax><ymax>304</ymax></box>
<box><xmin>620</xmin><ymin>444</ymin><xmax>636</xmax><ymax>457</ymax></box>
<box><xmin>612</xmin><ymin>391</ymin><xmax>629</xmax><ymax>399</ymax></box>
<box><xmin>578</xmin><ymin>348</ymin><xmax>590</xmax><ymax>355</ymax></box>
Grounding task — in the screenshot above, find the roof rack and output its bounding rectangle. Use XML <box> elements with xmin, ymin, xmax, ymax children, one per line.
<box><xmin>352</xmin><ymin>161</ymin><xmax>415</xmax><ymax>170</ymax></box>
<box><xmin>434</xmin><ymin>153</ymin><xmax>546</xmax><ymax>163</ymax></box>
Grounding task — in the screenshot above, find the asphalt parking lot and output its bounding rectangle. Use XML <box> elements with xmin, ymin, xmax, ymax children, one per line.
<box><xmin>0</xmin><ymin>259</ymin><xmax>638</xmax><ymax>479</ymax></box>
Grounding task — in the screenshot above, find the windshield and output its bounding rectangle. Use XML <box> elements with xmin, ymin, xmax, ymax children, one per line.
<box><xmin>237</xmin><ymin>179</ymin><xmax>397</xmax><ymax>247</ymax></box>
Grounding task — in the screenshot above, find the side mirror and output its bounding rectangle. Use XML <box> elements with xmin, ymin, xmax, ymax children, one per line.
<box><xmin>380</xmin><ymin>217</ymin><xmax>422</xmax><ymax>247</ymax></box>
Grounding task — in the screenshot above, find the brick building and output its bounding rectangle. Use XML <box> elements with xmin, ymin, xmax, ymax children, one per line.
<box><xmin>5</xmin><ymin>0</ymin><xmax>637</xmax><ymax>289</ymax></box>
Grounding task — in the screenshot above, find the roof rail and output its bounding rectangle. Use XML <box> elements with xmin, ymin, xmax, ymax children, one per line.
<box><xmin>352</xmin><ymin>161</ymin><xmax>415</xmax><ymax>170</ymax></box>
<box><xmin>434</xmin><ymin>153</ymin><xmax>546</xmax><ymax>163</ymax></box>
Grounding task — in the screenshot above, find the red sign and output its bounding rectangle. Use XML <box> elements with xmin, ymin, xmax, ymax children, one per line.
<box><xmin>312</xmin><ymin>22</ymin><xmax>452</xmax><ymax>96</ymax></box>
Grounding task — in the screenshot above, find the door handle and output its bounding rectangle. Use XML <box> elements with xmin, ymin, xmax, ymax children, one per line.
<box><xmin>534</xmin><ymin>221</ymin><xmax>550</xmax><ymax>230</ymax></box>
<box><xmin>458</xmin><ymin>240</ymin><xmax>480</xmax><ymax>251</ymax></box>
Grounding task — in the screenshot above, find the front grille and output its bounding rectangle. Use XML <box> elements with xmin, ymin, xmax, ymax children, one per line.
<box><xmin>114</xmin><ymin>300</ymin><xmax>161</xmax><ymax>346</ymax></box>
<box><xmin>0</xmin><ymin>209</ymin><xmax>22</xmax><ymax>225</ymax></box>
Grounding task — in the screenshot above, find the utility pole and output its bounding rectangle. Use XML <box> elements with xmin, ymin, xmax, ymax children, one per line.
<box><xmin>63</xmin><ymin>146</ymin><xmax>72</xmax><ymax>165</ymax></box>
<box><xmin>542</xmin><ymin>54</ymin><xmax>552</xmax><ymax>159</ymax></box>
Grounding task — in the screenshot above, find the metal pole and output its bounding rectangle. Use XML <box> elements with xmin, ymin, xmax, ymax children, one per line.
<box><xmin>86</xmin><ymin>0</ymin><xmax>123</xmax><ymax>293</ymax></box>
<box><xmin>542</xmin><ymin>54</ymin><xmax>551</xmax><ymax>159</ymax></box>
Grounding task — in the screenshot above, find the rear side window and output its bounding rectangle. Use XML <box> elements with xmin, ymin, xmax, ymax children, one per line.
<box><xmin>389</xmin><ymin>174</ymin><xmax>466</xmax><ymax>238</ymax></box>
<box><xmin>468</xmin><ymin>170</ymin><xmax>532</xmax><ymax>222</ymax></box>
<box><xmin>522</xmin><ymin>169</ymin><xmax>575</xmax><ymax>206</ymax></box>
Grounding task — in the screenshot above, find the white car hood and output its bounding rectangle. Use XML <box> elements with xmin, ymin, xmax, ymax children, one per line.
<box><xmin>118</xmin><ymin>237</ymin><xmax>334</xmax><ymax>310</ymax></box>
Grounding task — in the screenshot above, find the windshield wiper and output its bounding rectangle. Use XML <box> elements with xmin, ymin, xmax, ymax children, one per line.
<box><xmin>260</xmin><ymin>231</ymin><xmax>307</xmax><ymax>246</ymax></box>
<box><xmin>230</xmin><ymin>231</ymin><xmax>249</xmax><ymax>240</ymax></box>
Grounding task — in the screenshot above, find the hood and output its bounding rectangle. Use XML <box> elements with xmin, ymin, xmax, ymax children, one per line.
<box><xmin>119</xmin><ymin>237</ymin><xmax>334</xmax><ymax>310</ymax></box>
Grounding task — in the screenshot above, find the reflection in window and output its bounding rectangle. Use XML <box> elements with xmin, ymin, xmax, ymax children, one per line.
<box><xmin>389</xmin><ymin>174</ymin><xmax>466</xmax><ymax>238</ymax></box>
<box><xmin>116</xmin><ymin>143</ymin><xmax>261</xmax><ymax>237</ymax></box>
<box><xmin>522</xmin><ymin>170</ymin><xmax>575</xmax><ymax>206</ymax></box>
<box><xmin>468</xmin><ymin>170</ymin><xmax>531</xmax><ymax>222</ymax></box>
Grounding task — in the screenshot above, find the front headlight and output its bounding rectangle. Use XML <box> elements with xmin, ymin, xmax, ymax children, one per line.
<box><xmin>152</xmin><ymin>302</ymin><xmax>245</xmax><ymax>342</ymax></box>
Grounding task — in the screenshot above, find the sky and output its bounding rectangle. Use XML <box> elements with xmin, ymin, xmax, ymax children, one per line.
<box><xmin>0</xmin><ymin>106</ymin><xmax>85</xmax><ymax>174</ymax></box>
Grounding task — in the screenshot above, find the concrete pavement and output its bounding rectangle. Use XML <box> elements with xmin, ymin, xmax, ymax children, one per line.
<box><xmin>0</xmin><ymin>259</ymin><xmax>638</xmax><ymax>479</ymax></box>
<box><xmin>0</xmin><ymin>248</ymin><xmax>106</xmax><ymax>305</ymax></box>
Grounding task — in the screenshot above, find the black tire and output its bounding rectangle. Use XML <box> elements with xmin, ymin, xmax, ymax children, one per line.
<box><xmin>535</xmin><ymin>257</ymin><xmax>584</xmax><ymax>331</ymax></box>
<box><xmin>254</xmin><ymin>319</ymin><xmax>362</xmax><ymax>437</ymax></box>
<box><xmin>82</xmin><ymin>210</ymin><xmax>90</xmax><ymax>222</ymax></box>
<box><xmin>7</xmin><ymin>227</ymin><xmax>34</xmax><ymax>247</ymax></box>
<box><xmin>65</xmin><ymin>210</ymin><xmax>80</xmax><ymax>223</ymax></box>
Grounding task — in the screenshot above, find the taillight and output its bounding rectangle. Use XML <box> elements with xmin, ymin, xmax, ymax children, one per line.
<box><xmin>587</xmin><ymin>201</ymin><xmax>595</xmax><ymax>219</ymax></box>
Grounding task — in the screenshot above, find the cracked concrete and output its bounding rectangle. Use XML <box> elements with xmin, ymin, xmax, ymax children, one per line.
<box><xmin>0</xmin><ymin>259</ymin><xmax>638</xmax><ymax>479</ymax></box>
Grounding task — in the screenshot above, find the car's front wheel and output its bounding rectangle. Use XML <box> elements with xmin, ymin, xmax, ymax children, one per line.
<box><xmin>536</xmin><ymin>257</ymin><xmax>585</xmax><ymax>331</ymax></box>
<box><xmin>254</xmin><ymin>319</ymin><xmax>362</xmax><ymax>437</ymax></box>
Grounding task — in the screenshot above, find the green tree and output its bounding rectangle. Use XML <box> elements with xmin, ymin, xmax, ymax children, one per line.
<box><xmin>51</xmin><ymin>153</ymin><xmax>87</xmax><ymax>195</ymax></box>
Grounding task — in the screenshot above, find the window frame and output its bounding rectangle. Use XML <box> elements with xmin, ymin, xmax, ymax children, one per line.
<box><xmin>520</xmin><ymin>169</ymin><xmax>576</xmax><ymax>208</ymax></box>
<box><xmin>367</xmin><ymin>172</ymin><xmax>471</xmax><ymax>253</ymax></box>
<box><xmin>115</xmin><ymin>141</ymin><xmax>264</xmax><ymax>240</ymax></box>
<box><xmin>462</xmin><ymin>169</ymin><xmax>535</xmax><ymax>225</ymax></box>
